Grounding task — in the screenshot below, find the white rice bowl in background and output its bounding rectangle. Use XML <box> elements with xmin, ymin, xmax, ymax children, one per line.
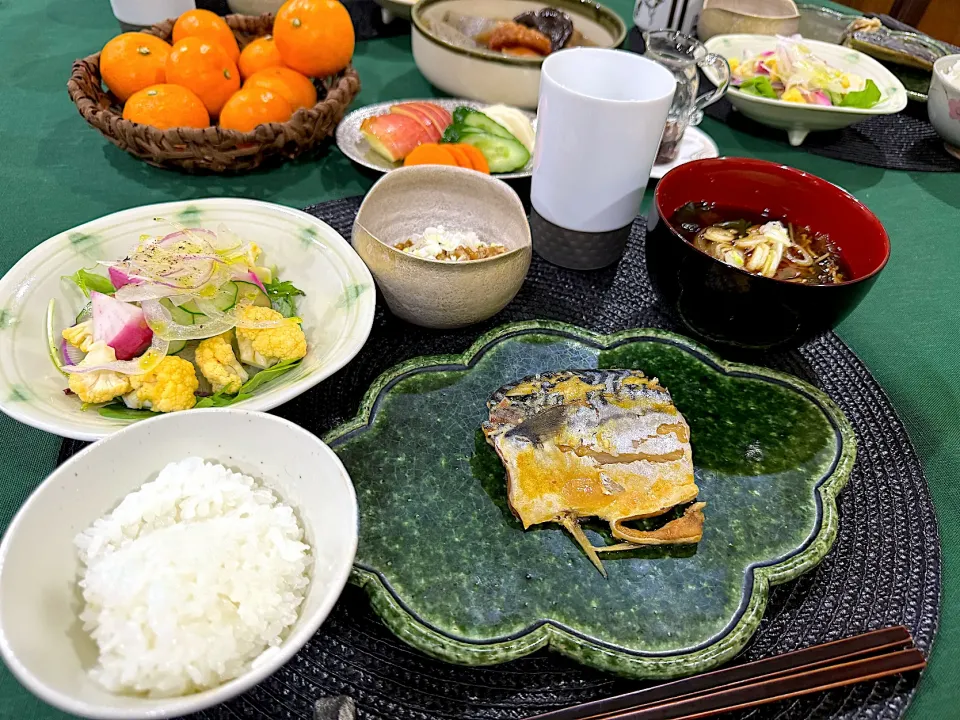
<box><xmin>0</xmin><ymin>410</ymin><xmax>358</xmax><ymax>720</ymax></box>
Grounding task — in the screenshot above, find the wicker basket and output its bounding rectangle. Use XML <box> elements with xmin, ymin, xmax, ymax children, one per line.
<box><xmin>67</xmin><ymin>14</ymin><xmax>361</xmax><ymax>173</ymax></box>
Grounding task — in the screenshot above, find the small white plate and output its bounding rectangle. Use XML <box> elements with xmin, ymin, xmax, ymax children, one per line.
<box><xmin>335</xmin><ymin>98</ymin><xmax>537</xmax><ymax>180</ymax></box>
<box><xmin>650</xmin><ymin>126</ymin><xmax>720</xmax><ymax>179</ymax></box>
<box><xmin>0</xmin><ymin>409</ymin><xmax>358</xmax><ymax>720</ymax></box>
<box><xmin>0</xmin><ymin>199</ymin><xmax>376</xmax><ymax>441</ymax></box>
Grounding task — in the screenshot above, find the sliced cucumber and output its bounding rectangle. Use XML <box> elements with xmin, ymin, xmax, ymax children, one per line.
<box><xmin>213</xmin><ymin>282</ymin><xmax>239</xmax><ymax>311</ymax></box>
<box><xmin>167</xmin><ymin>339</ymin><xmax>187</xmax><ymax>355</ymax></box>
<box><xmin>451</xmin><ymin>107</ymin><xmax>514</xmax><ymax>139</ymax></box>
<box><xmin>178</xmin><ymin>299</ymin><xmax>204</xmax><ymax>315</ymax></box>
<box><xmin>177</xmin><ymin>282</ymin><xmax>239</xmax><ymax>316</ymax></box>
<box><xmin>446</xmin><ymin>130</ymin><xmax>530</xmax><ymax>174</ymax></box>
<box><xmin>235</xmin><ymin>280</ymin><xmax>271</xmax><ymax>308</ymax></box>
<box><xmin>160</xmin><ymin>299</ymin><xmax>195</xmax><ymax>326</ymax></box>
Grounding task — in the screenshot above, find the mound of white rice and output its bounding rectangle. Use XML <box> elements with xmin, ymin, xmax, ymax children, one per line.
<box><xmin>75</xmin><ymin>457</ymin><xmax>311</xmax><ymax>697</ymax></box>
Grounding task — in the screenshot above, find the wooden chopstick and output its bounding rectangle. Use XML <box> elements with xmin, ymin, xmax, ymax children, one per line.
<box><xmin>594</xmin><ymin>648</ymin><xmax>926</xmax><ymax>720</ymax></box>
<box><xmin>528</xmin><ymin>626</ymin><xmax>921</xmax><ymax>720</ymax></box>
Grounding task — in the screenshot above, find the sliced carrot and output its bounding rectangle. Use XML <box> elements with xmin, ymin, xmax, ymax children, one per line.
<box><xmin>444</xmin><ymin>144</ymin><xmax>473</xmax><ymax>169</ymax></box>
<box><xmin>455</xmin><ymin>144</ymin><xmax>491</xmax><ymax>174</ymax></box>
<box><xmin>403</xmin><ymin>143</ymin><xmax>459</xmax><ymax>167</ymax></box>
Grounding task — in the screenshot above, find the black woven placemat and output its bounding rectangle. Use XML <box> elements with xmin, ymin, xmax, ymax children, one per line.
<box><xmin>703</xmin><ymin>97</ymin><xmax>960</xmax><ymax>172</ymax></box>
<box><xmin>58</xmin><ymin>196</ymin><xmax>941</xmax><ymax>720</ymax></box>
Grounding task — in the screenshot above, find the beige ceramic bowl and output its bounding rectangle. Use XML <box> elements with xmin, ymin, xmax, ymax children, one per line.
<box><xmin>412</xmin><ymin>0</ymin><xmax>626</xmax><ymax>109</ymax></box>
<box><xmin>697</xmin><ymin>0</ymin><xmax>799</xmax><ymax>42</ymax></box>
<box><xmin>353</xmin><ymin>166</ymin><xmax>532</xmax><ymax>329</ymax></box>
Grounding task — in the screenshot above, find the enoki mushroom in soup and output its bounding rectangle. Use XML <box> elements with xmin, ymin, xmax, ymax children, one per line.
<box><xmin>672</xmin><ymin>202</ymin><xmax>849</xmax><ymax>285</ymax></box>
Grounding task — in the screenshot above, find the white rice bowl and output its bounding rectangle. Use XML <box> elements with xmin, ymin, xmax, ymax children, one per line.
<box><xmin>75</xmin><ymin>458</ymin><xmax>311</xmax><ymax>698</ymax></box>
<box><xmin>0</xmin><ymin>409</ymin><xmax>358</xmax><ymax>720</ymax></box>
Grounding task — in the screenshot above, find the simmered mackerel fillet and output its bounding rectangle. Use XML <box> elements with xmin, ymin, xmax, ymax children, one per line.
<box><xmin>482</xmin><ymin>370</ymin><xmax>705</xmax><ymax>575</ymax></box>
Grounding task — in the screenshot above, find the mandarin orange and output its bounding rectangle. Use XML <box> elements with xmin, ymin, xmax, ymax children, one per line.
<box><xmin>166</xmin><ymin>36</ymin><xmax>240</xmax><ymax>116</ymax></box>
<box><xmin>273</xmin><ymin>0</ymin><xmax>354</xmax><ymax>78</ymax></box>
<box><xmin>244</xmin><ymin>67</ymin><xmax>317</xmax><ymax>111</ymax></box>
<box><xmin>122</xmin><ymin>84</ymin><xmax>210</xmax><ymax>130</ymax></box>
<box><xmin>238</xmin><ymin>35</ymin><xmax>284</xmax><ymax>81</ymax></box>
<box><xmin>219</xmin><ymin>87</ymin><xmax>294</xmax><ymax>132</ymax></box>
<box><xmin>172</xmin><ymin>8</ymin><xmax>240</xmax><ymax>63</ymax></box>
<box><xmin>100</xmin><ymin>33</ymin><xmax>172</xmax><ymax>103</ymax></box>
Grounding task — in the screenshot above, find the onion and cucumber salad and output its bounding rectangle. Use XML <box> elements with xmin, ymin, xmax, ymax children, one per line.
<box><xmin>48</xmin><ymin>225</ymin><xmax>309</xmax><ymax>418</ymax></box>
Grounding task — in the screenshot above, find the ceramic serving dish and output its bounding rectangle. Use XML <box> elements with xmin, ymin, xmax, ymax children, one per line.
<box><xmin>336</xmin><ymin>98</ymin><xmax>537</xmax><ymax>179</ymax></box>
<box><xmin>353</xmin><ymin>166</ymin><xmax>531</xmax><ymax>329</ymax></box>
<box><xmin>646</xmin><ymin>158</ymin><xmax>890</xmax><ymax>349</ymax></box>
<box><xmin>326</xmin><ymin>320</ymin><xmax>855</xmax><ymax>677</ymax></box>
<box><xmin>0</xmin><ymin>199</ymin><xmax>375</xmax><ymax>441</ymax></box>
<box><xmin>0</xmin><ymin>409</ymin><xmax>358</xmax><ymax>719</ymax></box>
<box><xmin>697</xmin><ymin>0</ymin><xmax>799</xmax><ymax>42</ymax></box>
<box><xmin>412</xmin><ymin>0</ymin><xmax>627</xmax><ymax>109</ymax></box>
<box><xmin>703</xmin><ymin>34</ymin><xmax>907</xmax><ymax>145</ymax></box>
<box><xmin>928</xmin><ymin>55</ymin><xmax>960</xmax><ymax>160</ymax></box>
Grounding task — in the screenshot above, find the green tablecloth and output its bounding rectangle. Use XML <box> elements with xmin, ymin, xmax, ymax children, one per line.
<box><xmin>0</xmin><ymin>0</ymin><xmax>956</xmax><ymax>717</ymax></box>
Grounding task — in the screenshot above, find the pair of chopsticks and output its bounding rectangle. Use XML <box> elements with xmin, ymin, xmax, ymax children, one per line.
<box><xmin>528</xmin><ymin>626</ymin><xmax>925</xmax><ymax>720</ymax></box>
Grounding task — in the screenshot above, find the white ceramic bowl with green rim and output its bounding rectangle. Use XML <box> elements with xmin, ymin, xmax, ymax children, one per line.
<box><xmin>412</xmin><ymin>0</ymin><xmax>627</xmax><ymax>109</ymax></box>
<box><xmin>0</xmin><ymin>198</ymin><xmax>375</xmax><ymax>441</ymax></box>
<box><xmin>703</xmin><ymin>34</ymin><xmax>908</xmax><ymax>145</ymax></box>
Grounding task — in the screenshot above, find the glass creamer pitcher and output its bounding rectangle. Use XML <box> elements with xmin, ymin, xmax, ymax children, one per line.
<box><xmin>643</xmin><ymin>30</ymin><xmax>730</xmax><ymax>163</ymax></box>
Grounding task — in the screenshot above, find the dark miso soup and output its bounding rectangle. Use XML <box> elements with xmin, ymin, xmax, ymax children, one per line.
<box><xmin>671</xmin><ymin>202</ymin><xmax>849</xmax><ymax>285</ymax></box>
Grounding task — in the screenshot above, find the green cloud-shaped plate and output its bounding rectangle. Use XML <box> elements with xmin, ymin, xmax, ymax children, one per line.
<box><xmin>326</xmin><ymin>321</ymin><xmax>855</xmax><ymax>679</ymax></box>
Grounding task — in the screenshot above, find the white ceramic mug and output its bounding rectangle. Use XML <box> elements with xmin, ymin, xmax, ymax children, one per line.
<box><xmin>109</xmin><ymin>0</ymin><xmax>196</xmax><ymax>28</ymax></box>
<box><xmin>531</xmin><ymin>49</ymin><xmax>676</xmax><ymax>235</ymax></box>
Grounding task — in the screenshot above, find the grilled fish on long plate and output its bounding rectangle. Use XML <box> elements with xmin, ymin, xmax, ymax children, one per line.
<box><xmin>483</xmin><ymin>370</ymin><xmax>705</xmax><ymax>576</ymax></box>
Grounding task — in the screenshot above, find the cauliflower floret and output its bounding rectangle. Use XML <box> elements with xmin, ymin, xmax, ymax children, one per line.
<box><xmin>123</xmin><ymin>356</ymin><xmax>199</xmax><ymax>413</ymax></box>
<box><xmin>67</xmin><ymin>341</ymin><xmax>132</xmax><ymax>404</ymax></box>
<box><xmin>235</xmin><ymin>305</ymin><xmax>307</xmax><ymax>370</ymax></box>
<box><xmin>62</xmin><ymin>320</ymin><xmax>94</xmax><ymax>353</ymax></box>
<box><xmin>195</xmin><ymin>332</ymin><xmax>249</xmax><ymax>394</ymax></box>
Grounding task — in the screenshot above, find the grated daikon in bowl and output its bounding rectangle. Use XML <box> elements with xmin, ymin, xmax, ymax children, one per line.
<box><xmin>74</xmin><ymin>457</ymin><xmax>311</xmax><ymax>698</ymax></box>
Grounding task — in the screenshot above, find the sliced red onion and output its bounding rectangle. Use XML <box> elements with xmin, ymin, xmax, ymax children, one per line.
<box><xmin>159</xmin><ymin>228</ymin><xmax>216</xmax><ymax>253</ymax></box>
<box><xmin>142</xmin><ymin>299</ymin><xmax>238</xmax><ymax>340</ymax></box>
<box><xmin>194</xmin><ymin>299</ymin><xmax>292</xmax><ymax>330</ymax></box>
<box><xmin>214</xmin><ymin>224</ymin><xmax>244</xmax><ymax>251</ymax></box>
<box><xmin>64</xmin><ymin>334</ymin><xmax>169</xmax><ymax>375</ymax></box>
<box><xmin>115</xmin><ymin>282</ymin><xmax>185</xmax><ymax>302</ymax></box>
<box><xmin>107</xmin><ymin>266</ymin><xmax>136</xmax><ymax>289</ymax></box>
<box><xmin>61</xmin><ymin>338</ymin><xmax>85</xmax><ymax>366</ymax></box>
<box><xmin>238</xmin><ymin>269</ymin><xmax>266</xmax><ymax>292</ymax></box>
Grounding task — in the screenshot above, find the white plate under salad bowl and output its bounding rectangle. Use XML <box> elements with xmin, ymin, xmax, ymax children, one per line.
<box><xmin>703</xmin><ymin>34</ymin><xmax>908</xmax><ymax>146</ymax></box>
<box><xmin>0</xmin><ymin>198</ymin><xmax>375</xmax><ymax>441</ymax></box>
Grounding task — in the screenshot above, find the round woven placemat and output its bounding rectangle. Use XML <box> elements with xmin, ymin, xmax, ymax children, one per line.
<box><xmin>703</xmin><ymin>97</ymin><xmax>960</xmax><ymax>173</ymax></box>
<box><xmin>58</xmin><ymin>196</ymin><xmax>941</xmax><ymax>720</ymax></box>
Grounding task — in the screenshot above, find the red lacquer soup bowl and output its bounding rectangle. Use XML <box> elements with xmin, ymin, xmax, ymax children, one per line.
<box><xmin>646</xmin><ymin>157</ymin><xmax>890</xmax><ymax>349</ymax></box>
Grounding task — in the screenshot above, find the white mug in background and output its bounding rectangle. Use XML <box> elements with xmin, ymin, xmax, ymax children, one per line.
<box><xmin>530</xmin><ymin>48</ymin><xmax>676</xmax><ymax>270</ymax></box>
<box><xmin>109</xmin><ymin>0</ymin><xmax>196</xmax><ymax>31</ymax></box>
